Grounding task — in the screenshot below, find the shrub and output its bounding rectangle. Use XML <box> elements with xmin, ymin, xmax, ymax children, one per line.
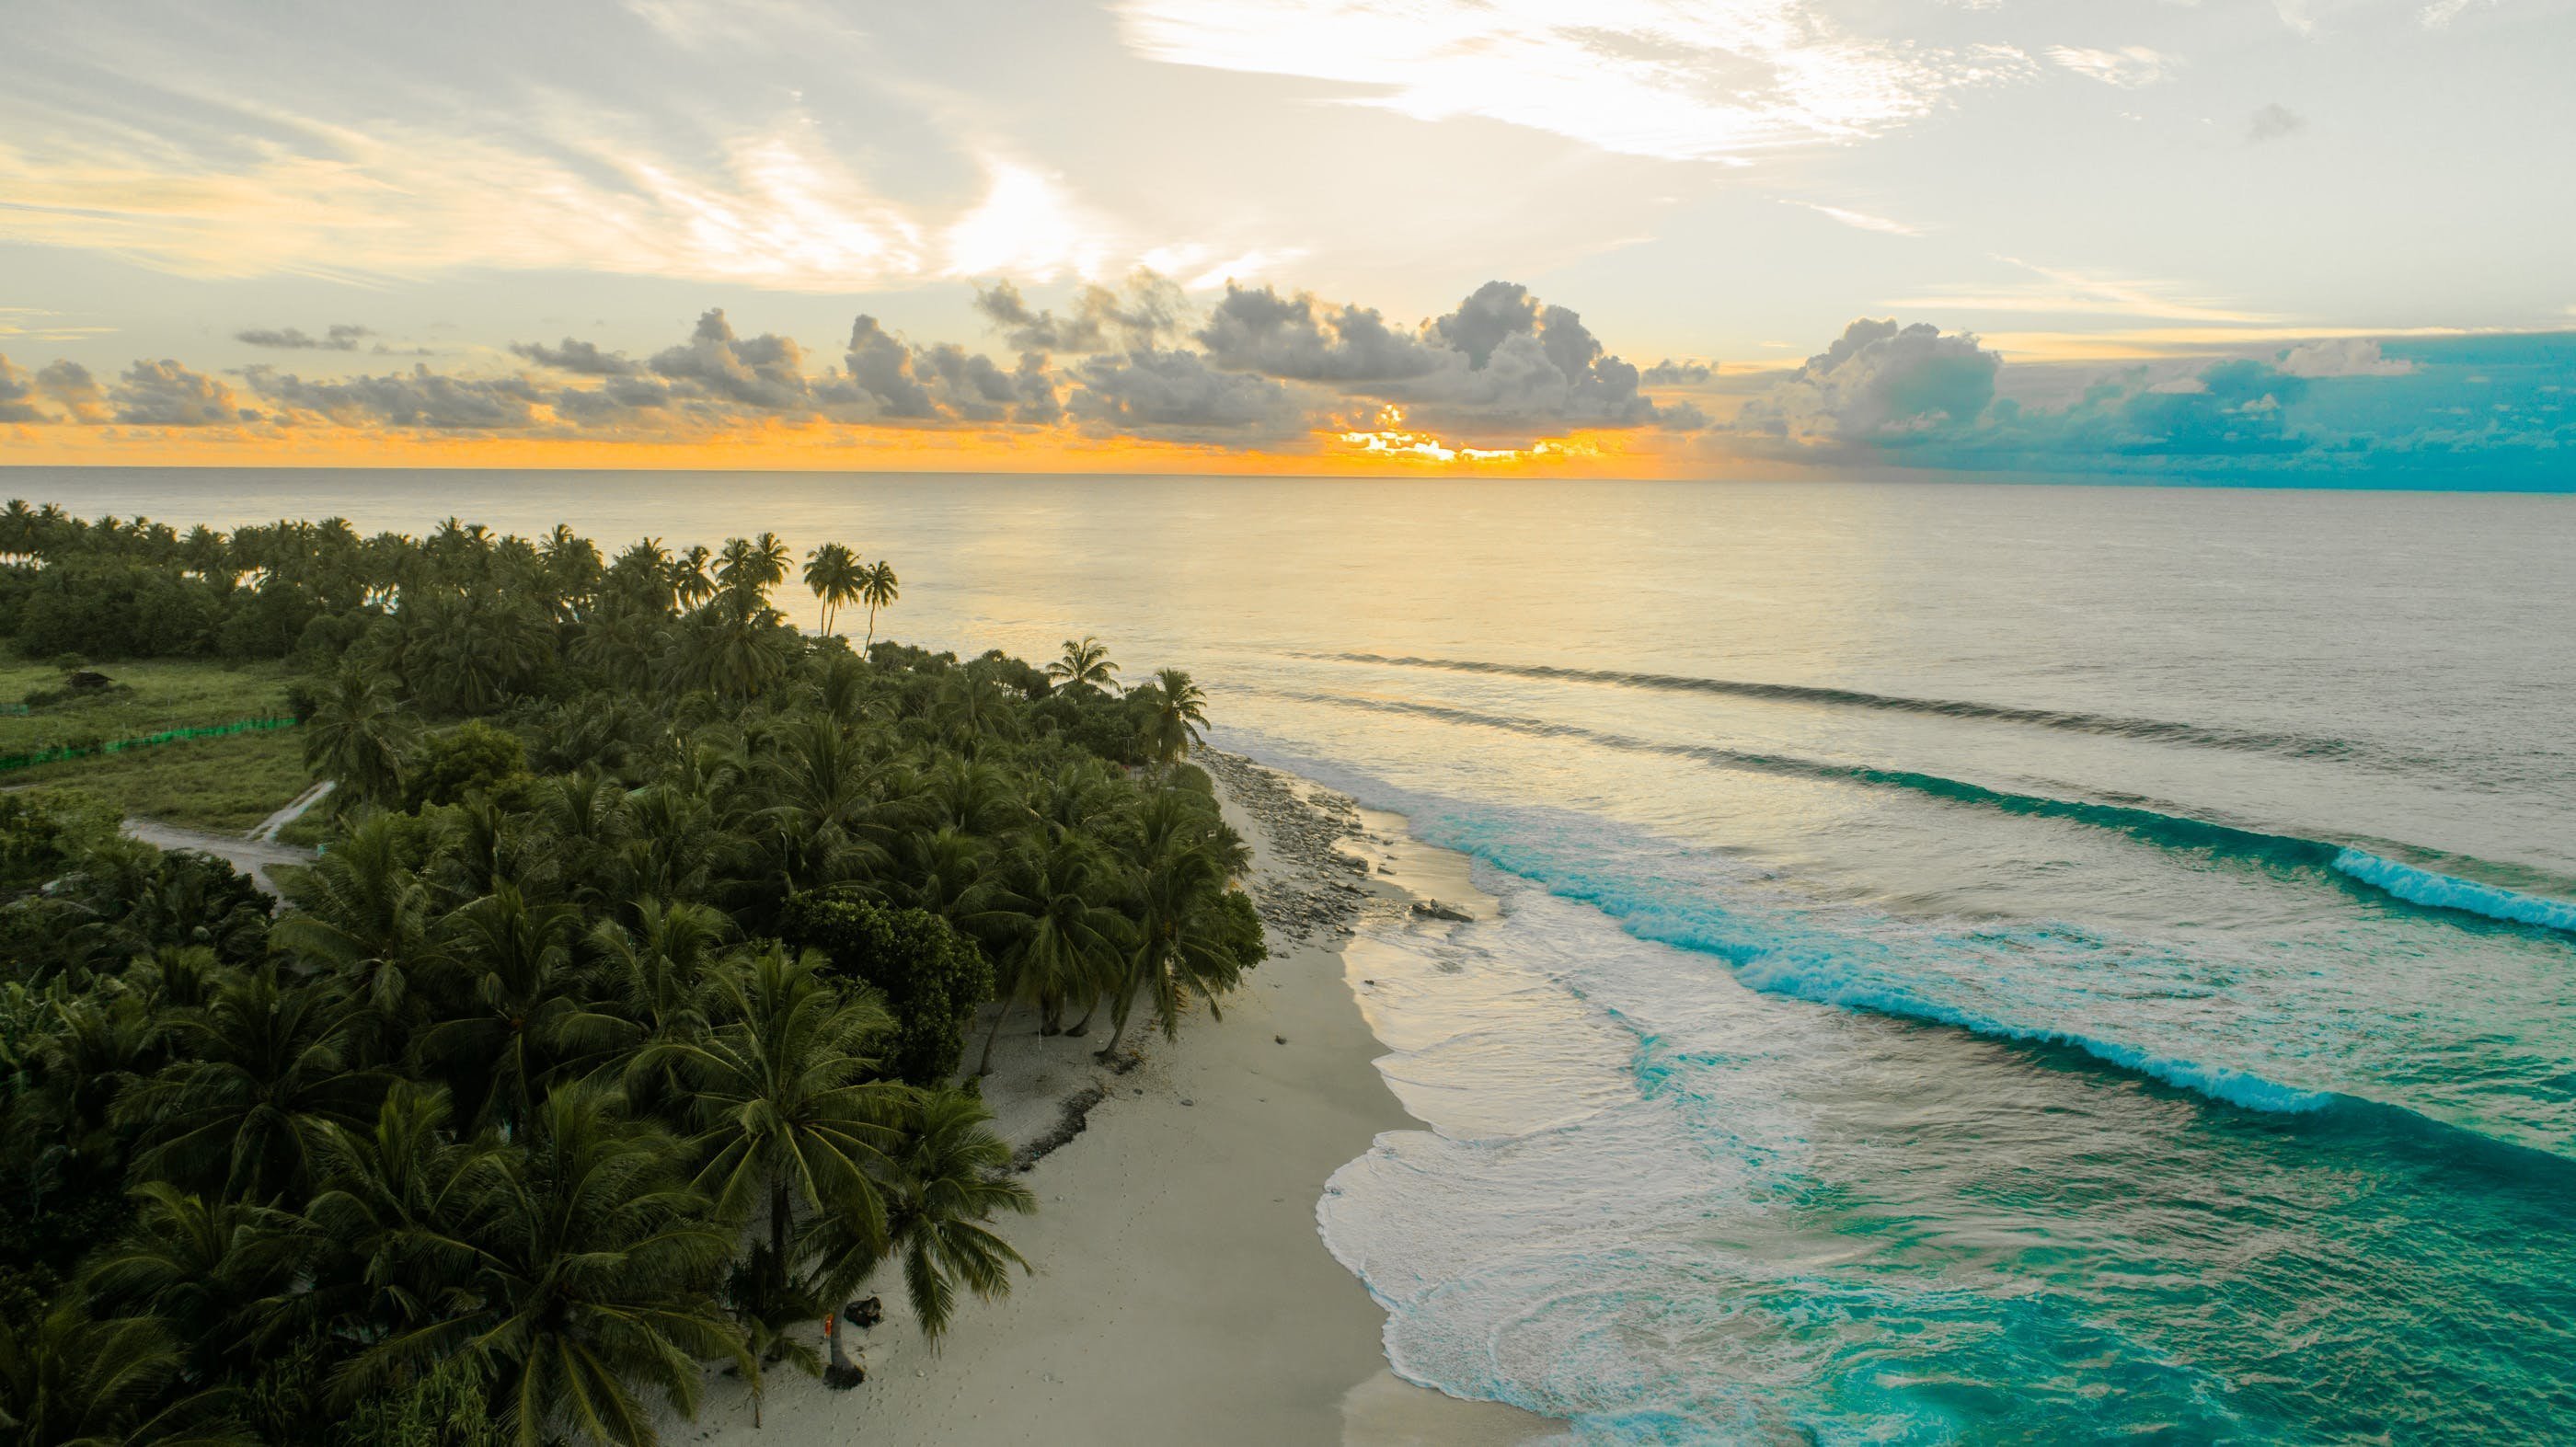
<box><xmin>780</xmin><ymin>894</ymin><xmax>993</xmax><ymax>1085</ymax></box>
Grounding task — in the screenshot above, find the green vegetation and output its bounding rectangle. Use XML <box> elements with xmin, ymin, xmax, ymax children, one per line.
<box><xmin>9</xmin><ymin>729</ymin><xmax>313</xmax><ymax>833</ymax></box>
<box><xmin>0</xmin><ymin>502</ymin><xmax>1258</xmax><ymax>1446</ymax></box>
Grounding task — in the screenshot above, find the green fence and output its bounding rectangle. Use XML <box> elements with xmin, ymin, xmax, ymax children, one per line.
<box><xmin>0</xmin><ymin>717</ymin><xmax>299</xmax><ymax>774</ymax></box>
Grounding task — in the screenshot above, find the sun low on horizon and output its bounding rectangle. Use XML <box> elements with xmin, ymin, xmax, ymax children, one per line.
<box><xmin>3</xmin><ymin>0</ymin><xmax>2571</xmax><ymax>488</ymax></box>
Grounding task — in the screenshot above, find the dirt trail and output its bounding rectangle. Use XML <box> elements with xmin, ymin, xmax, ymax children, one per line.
<box><xmin>121</xmin><ymin>819</ymin><xmax>314</xmax><ymax>894</ymax></box>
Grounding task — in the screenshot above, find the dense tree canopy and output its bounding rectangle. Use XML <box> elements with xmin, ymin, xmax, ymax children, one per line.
<box><xmin>0</xmin><ymin>504</ymin><xmax>1262</xmax><ymax>1446</ymax></box>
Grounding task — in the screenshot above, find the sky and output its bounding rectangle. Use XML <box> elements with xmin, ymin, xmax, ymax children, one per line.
<box><xmin>1</xmin><ymin>0</ymin><xmax>2570</xmax><ymax>486</ymax></box>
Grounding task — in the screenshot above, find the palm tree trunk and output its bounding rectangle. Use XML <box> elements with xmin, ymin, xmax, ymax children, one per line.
<box><xmin>865</xmin><ymin>604</ymin><xmax>878</xmax><ymax>649</ymax></box>
<box><xmin>769</xmin><ymin>1177</ymin><xmax>792</xmax><ymax>1302</ymax></box>
<box><xmin>1096</xmin><ymin>970</ymin><xmax>1147</xmax><ymax>1058</ymax></box>
<box><xmin>1064</xmin><ymin>993</ymin><xmax>1100</xmax><ymax>1036</ymax></box>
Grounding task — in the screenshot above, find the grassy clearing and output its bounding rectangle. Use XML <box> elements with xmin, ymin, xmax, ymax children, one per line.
<box><xmin>8</xmin><ymin>729</ymin><xmax>314</xmax><ymax>833</ymax></box>
<box><xmin>0</xmin><ymin>654</ymin><xmax>296</xmax><ymax>754</ymax></box>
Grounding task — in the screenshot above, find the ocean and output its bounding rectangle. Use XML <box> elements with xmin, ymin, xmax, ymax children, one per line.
<box><xmin>15</xmin><ymin>467</ymin><xmax>2576</xmax><ymax>1442</ymax></box>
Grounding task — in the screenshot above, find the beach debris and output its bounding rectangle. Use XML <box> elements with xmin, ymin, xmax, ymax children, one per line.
<box><xmin>1412</xmin><ymin>899</ymin><xmax>1472</xmax><ymax>922</ymax></box>
<box><xmin>1011</xmin><ymin>1083</ymin><xmax>1109</xmax><ymax>1173</ymax></box>
<box><xmin>1274</xmin><ymin>1034</ymin><xmax>1287</xmax><ymax>1044</ymax></box>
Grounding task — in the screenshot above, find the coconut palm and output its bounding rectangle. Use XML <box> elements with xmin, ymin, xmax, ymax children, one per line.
<box><xmin>983</xmin><ymin>834</ymin><xmax>1128</xmax><ymax>1060</ymax></box>
<box><xmin>117</xmin><ymin>965</ymin><xmax>390</xmax><ymax>1203</ymax></box>
<box><xmin>82</xmin><ymin>1182</ymin><xmax>307</xmax><ymax>1372</ymax></box>
<box><xmin>1045</xmin><ymin>635</ymin><xmax>1117</xmax><ymax>694</ymax></box>
<box><xmin>809</xmin><ymin>1089</ymin><xmax>1032</xmax><ymax>1340</ymax></box>
<box><xmin>270</xmin><ymin>813</ymin><xmax>441</xmax><ymax>1039</ymax></box>
<box><xmin>1140</xmin><ymin>666</ymin><xmax>1210</xmax><ymax>768</ymax></box>
<box><xmin>855</xmin><ymin>560</ymin><xmax>900</xmax><ymax>647</ymax></box>
<box><xmin>0</xmin><ymin>1303</ymin><xmax>252</xmax><ymax>1447</ymax></box>
<box><xmin>335</xmin><ymin>1084</ymin><xmax>748</xmax><ymax>1447</ymax></box>
<box><xmin>303</xmin><ymin>671</ymin><xmax>416</xmax><ymax>809</ymax></box>
<box><xmin>649</xmin><ymin>947</ymin><xmax>907</xmax><ymax>1314</ymax></box>
<box><xmin>801</xmin><ymin>542</ymin><xmax>863</xmax><ymax>634</ymax></box>
<box><xmin>420</xmin><ymin>885</ymin><xmax>632</xmax><ymax>1133</ymax></box>
<box><xmin>1097</xmin><ymin>790</ymin><xmax>1260</xmax><ymax>1058</ymax></box>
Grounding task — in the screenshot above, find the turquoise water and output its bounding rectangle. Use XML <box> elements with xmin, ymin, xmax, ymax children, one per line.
<box><xmin>15</xmin><ymin>467</ymin><xmax>2576</xmax><ymax>1441</ymax></box>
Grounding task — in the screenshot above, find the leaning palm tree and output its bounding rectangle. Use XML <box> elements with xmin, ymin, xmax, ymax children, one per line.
<box><xmin>303</xmin><ymin>671</ymin><xmax>415</xmax><ymax>810</ymax></box>
<box><xmin>1045</xmin><ymin>636</ymin><xmax>1117</xmax><ymax>694</ymax></box>
<box><xmin>647</xmin><ymin>947</ymin><xmax>908</xmax><ymax>1317</ymax></box>
<box><xmin>856</xmin><ymin>560</ymin><xmax>900</xmax><ymax>648</ymax></box>
<box><xmin>801</xmin><ymin>542</ymin><xmax>863</xmax><ymax>635</ymax></box>
<box><xmin>982</xmin><ymin>835</ymin><xmax>1128</xmax><ymax>1064</ymax></box>
<box><xmin>334</xmin><ymin>1084</ymin><xmax>749</xmax><ymax>1447</ymax></box>
<box><xmin>0</xmin><ymin>1303</ymin><xmax>252</xmax><ymax>1447</ymax></box>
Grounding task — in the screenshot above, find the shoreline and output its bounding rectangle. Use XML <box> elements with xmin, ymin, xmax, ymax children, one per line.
<box><xmin>683</xmin><ymin>752</ymin><xmax>1557</xmax><ymax>1446</ymax></box>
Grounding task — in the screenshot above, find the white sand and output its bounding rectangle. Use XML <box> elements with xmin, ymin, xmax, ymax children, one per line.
<box><xmin>676</xmin><ymin>767</ymin><xmax>1556</xmax><ymax>1447</ymax></box>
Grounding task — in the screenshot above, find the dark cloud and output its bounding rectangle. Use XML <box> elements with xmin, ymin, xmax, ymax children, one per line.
<box><xmin>0</xmin><ymin>355</ymin><xmax>40</xmax><ymax>422</ymax></box>
<box><xmin>1643</xmin><ymin>359</ymin><xmax>1714</xmax><ymax>385</ymax></box>
<box><xmin>112</xmin><ymin>359</ymin><xmax>259</xmax><ymax>426</ymax></box>
<box><xmin>1189</xmin><ymin>278</ymin><xmax>1697</xmax><ymax>435</ymax></box>
<box><xmin>245</xmin><ymin>364</ymin><xmax>546</xmax><ymax>431</ymax></box>
<box><xmin>511</xmin><ymin>337</ymin><xmax>642</xmax><ymax>375</ymax></box>
<box><xmin>547</xmin><ymin>374</ymin><xmax>675</xmax><ymax>428</ymax></box>
<box><xmin>834</xmin><ymin>315</ymin><xmax>937</xmax><ymax>419</ymax></box>
<box><xmin>649</xmin><ymin>308</ymin><xmax>811</xmax><ymax>410</ymax></box>
<box><xmin>235</xmin><ymin>324</ymin><xmax>371</xmax><ymax>350</ymax></box>
<box><xmin>1194</xmin><ymin>283</ymin><xmax>1441</xmax><ymax>382</ymax></box>
<box><xmin>1067</xmin><ymin>348</ymin><xmax>1297</xmax><ymax>432</ymax></box>
<box><xmin>972</xmin><ymin>274</ymin><xmax>1183</xmax><ymax>354</ymax></box>
<box><xmin>2248</xmin><ymin>105</ymin><xmax>2306</xmax><ymax>143</ymax></box>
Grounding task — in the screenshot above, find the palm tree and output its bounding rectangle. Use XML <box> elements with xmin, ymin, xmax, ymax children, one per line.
<box><xmin>82</xmin><ymin>1182</ymin><xmax>307</xmax><ymax>1373</ymax></box>
<box><xmin>420</xmin><ymin>885</ymin><xmax>631</xmax><ymax>1132</ymax></box>
<box><xmin>0</xmin><ymin>1303</ymin><xmax>252</xmax><ymax>1447</ymax></box>
<box><xmin>118</xmin><ymin>965</ymin><xmax>390</xmax><ymax>1202</ymax></box>
<box><xmin>983</xmin><ymin>834</ymin><xmax>1128</xmax><ymax>1062</ymax></box>
<box><xmin>809</xmin><ymin>1090</ymin><xmax>1032</xmax><ymax>1340</ymax></box>
<box><xmin>801</xmin><ymin>542</ymin><xmax>862</xmax><ymax>635</ymax></box>
<box><xmin>649</xmin><ymin>947</ymin><xmax>907</xmax><ymax>1316</ymax></box>
<box><xmin>1046</xmin><ymin>635</ymin><xmax>1117</xmax><ymax>694</ymax></box>
<box><xmin>1097</xmin><ymin>791</ymin><xmax>1260</xmax><ymax>1059</ymax></box>
<box><xmin>270</xmin><ymin>813</ymin><xmax>441</xmax><ymax>1039</ymax></box>
<box><xmin>303</xmin><ymin>671</ymin><xmax>414</xmax><ymax>809</ymax></box>
<box><xmin>856</xmin><ymin>560</ymin><xmax>900</xmax><ymax>648</ymax></box>
<box><xmin>335</xmin><ymin>1084</ymin><xmax>749</xmax><ymax>1447</ymax></box>
<box><xmin>1140</xmin><ymin>667</ymin><xmax>1210</xmax><ymax>768</ymax></box>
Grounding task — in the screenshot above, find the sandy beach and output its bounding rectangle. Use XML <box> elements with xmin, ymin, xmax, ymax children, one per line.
<box><xmin>679</xmin><ymin>753</ymin><xmax>1556</xmax><ymax>1447</ymax></box>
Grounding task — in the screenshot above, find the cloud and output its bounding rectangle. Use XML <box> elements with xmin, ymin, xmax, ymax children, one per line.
<box><xmin>648</xmin><ymin>309</ymin><xmax>813</xmax><ymax>411</ymax></box>
<box><xmin>245</xmin><ymin>365</ymin><xmax>547</xmax><ymax>431</ymax></box>
<box><xmin>1067</xmin><ymin>348</ymin><xmax>1298</xmax><ymax>432</ymax></box>
<box><xmin>37</xmin><ymin>361</ymin><xmax>109</xmax><ymax>423</ymax></box>
<box><xmin>972</xmin><ymin>275</ymin><xmax>1184</xmax><ymax>354</ymax></box>
<box><xmin>2277</xmin><ymin>338</ymin><xmax>2411</xmax><ymax>378</ymax></box>
<box><xmin>1643</xmin><ymin>359</ymin><xmax>1715</xmax><ymax>385</ymax></box>
<box><xmin>112</xmin><ymin>359</ymin><xmax>259</xmax><ymax>427</ymax></box>
<box><xmin>2421</xmin><ymin>0</ymin><xmax>2490</xmax><ymax>27</ymax></box>
<box><xmin>1115</xmin><ymin>0</ymin><xmax>2036</xmax><ymax>162</ymax></box>
<box><xmin>1797</xmin><ymin>203</ymin><xmax>1924</xmax><ymax>237</ymax></box>
<box><xmin>1724</xmin><ymin>321</ymin><xmax>2576</xmax><ymax>485</ymax></box>
<box><xmin>1737</xmin><ymin>318</ymin><xmax>2002</xmax><ymax>446</ymax></box>
<box><xmin>0</xmin><ymin>354</ymin><xmax>40</xmax><ymax>423</ymax></box>
<box><xmin>2046</xmin><ymin>45</ymin><xmax>2175</xmax><ymax>87</ymax></box>
<box><xmin>235</xmin><ymin>324</ymin><xmax>372</xmax><ymax>351</ymax></box>
<box><xmin>2248</xmin><ymin>104</ymin><xmax>2306</xmax><ymax>143</ymax></box>
<box><xmin>1891</xmin><ymin>257</ymin><xmax>2273</xmax><ymax>325</ymax></box>
<box><xmin>1194</xmin><ymin>284</ymin><xmax>1442</xmax><ymax>381</ymax></box>
<box><xmin>511</xmin><ymin>339</ymin><xmax>643</xmax><ymax>376</ymax></box>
